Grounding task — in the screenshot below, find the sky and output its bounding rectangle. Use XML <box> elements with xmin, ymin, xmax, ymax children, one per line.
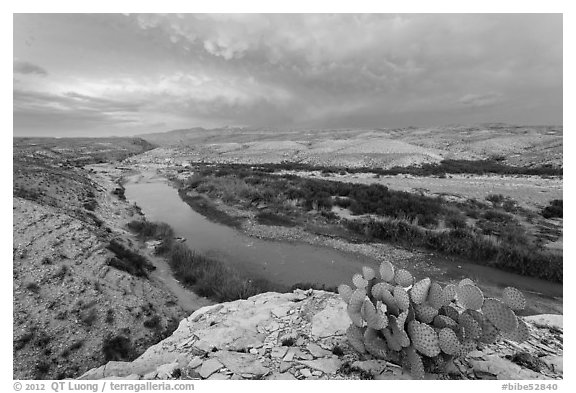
<box><xmin>13</xmin><ymin>13</ymin><xmax>563</xmax><ymax>137</ymax></box>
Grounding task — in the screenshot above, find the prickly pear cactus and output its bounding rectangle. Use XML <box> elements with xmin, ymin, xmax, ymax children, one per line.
<box><xmin>339</xmin><ymin>262</ymin><xmax>529</xmax><ymax>379</ymax></box>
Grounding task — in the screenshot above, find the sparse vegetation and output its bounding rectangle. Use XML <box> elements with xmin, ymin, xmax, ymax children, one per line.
<box><xmin>25</xmin><ymin>282</ymin><xmax>41</xmax><ymax>293</ymax></box>
<box><xmin>106</xmin><ymin>239</ymin><xmax>155</xmax><ymax>278</ymax></box>
<box><xmin>542</xmin><ymin>199</ymin><xmax>563</xmax><ymax>219</ymax></box>
<box><xmin>194</xmin><ymin>158</ymin><xmax>562</xmax><ymax>178</ymax></box>
<box><xmin>143</xmin><ymin>315</ymin><xmax>162</xmax><ymax>330</ymax></box>
<box><xmin>127</xmin><ymin>219</ymin><xmax>285</xmax><ymax>302</ymax></box>
<box><xmin>102</xmin><ymin>335</ymin><xmax>134</xmax><ymax>362</ymax></box>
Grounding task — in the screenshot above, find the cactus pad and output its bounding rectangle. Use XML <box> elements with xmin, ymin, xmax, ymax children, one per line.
<box><xmin>482</xmin><ymin>298</ymin><xmax>518</xmax><ymax>333</ymax></box>
<box><xmin>338</xmin><ymin>284</ymin><xmax>353</xmax><ymax>304</ymax></box>
<box><xmin>362</xmin><ymin>266</ymin><xmax>376</xmax><ymax>281</ymax></box>
<box><xmin>439</xmin><ymin>305</ymin><xmax>460</xmax><ymax>322</ymax></box>
<box><xmin>349</xmin><ymin>288</ymin><xmax>366</xmax><ymax>312</ymax></box>
<box><xmin>502</xmin><ymin>287</ymin><xmax>526</xmax><ymax>311</ymax></box>
<box><xmin>458</xmin><ymin>311</ymin><xmax>482</xmax><ymax>340</ymax></box>
<box><xmin>456</xmin><ymin>284</ymin><xmax>484</xmax><ymax>310</ymax></box>
<box><xmin>371</xmin><ymin>281</ymin><xmax>394</xmax><ymax>300</ymax></box>
<box><xmin>459</xmin><ymin>278</ymin><xmax>475</xmax><ymax>287</ymax></box>
<box><xmin>362</xmin><ymin>298</ymin><xmax>388</xmax><ymax>330</ymax></box>
<box><xmin>383</xmin><ymin>327</ymin><xmax>403</xmax><ymax>352</ymax></box>
<box><xmin>352</xmin><ymin>273</ymin><xmax>368</xmax><ymax>289</ymax></box>
<box><xmin>439</xmin><ymin>328</ymin><xmax>462</xmax><ymax>355</ymax></box>
<box><xmin>410</xmin><ymin>277</ymin><xmax>431</xmax><ymax>304</ymax></box>
<box><xmin>502</xmin><ymin>317</ymin><xmax>530</xmax><ymax>343</ymax></box>
<box><xmin>414</xmin><ymin>303</ymin><xmax>438</xmax><ymax>324</ymax></box>
<box><xmin>364</xmin><ymin>327</ymin><xmax>389</xmax><ymax>359</ymax></box>
<box><xmin>389</xmin><ymin>315</ymin><xmax>411</xmax><ymax>347</ymax></box>
<box><xmin>407</xmin><ymin>320</ymin><xmax>441</xmax><ymax>357</ymax></box>
<box><xmin>427</xmin><ymin>282</ymin><xmax>444</xmax><ymax>309</ymax></box>
<box><xmin>397</xmin><ymin>309</ymin><xmax>409</xmax><ymax>328</ymax></box>
<box><xmin>379</xmin><ymin>261</ymin><xmax>395</xmax><ymax>282</ymax></box>
<box><xmin>346</xmin><ymin>324</ymin><xmax>366</xmax><ymax>354</ymax></box>
<box><xmin>380</xmin><ymin>289</ymin><xmax>400</xmax><ymax>315</ymax></box>
<box><xmin>433</xmin><ymin>315</ymin><xmax>458</xmax><ymax>331</ymax></box>
<box><xmin>393</xmin><ymin>285</ymin><xmax>410</xmax><ymax>311</ymax></box>
<box><xmin>441</xmin><ymin>284</ymin><xmax>457</xmax><ymax>305</ymax></box>
<box><xmin>460</xmin><ymin>339</ymin><xmax>477</xmax><ymax>356</ymax></box>
<box><xmin>394</xmin><ymin>269</ymin><xmax>414</xmax><ymax>287</ymax></box>
<box><xmin>406</xmin><ymin>346</ymin><xmax>425</xmax><ymax>380</ymax></box>
<box><xmin>479</xmin><ymin>318</ymin><xmax>500</xmax><ymax>344</ymax></box>
<box><xmin>347</xmin><ymin>304</ymin><xmax>364</xmax><ymax>327</ymax></box>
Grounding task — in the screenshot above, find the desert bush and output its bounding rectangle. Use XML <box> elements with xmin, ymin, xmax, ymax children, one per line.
<box><xmin>106</xmin><ymin>240</ymin><xmax>155</xmax><ymax>278</ymax></box>
<box><xmin>83</xmin><ymin>198</ymin><xmax>97</xmax><ymax>211</ymax></box>
<box><xmin>25</xmin><ymin>282</ymin><xmax>41</xmax><ymax>293</ymax></box>
<box><xmin>344</xmin><ymin>219</ymin><xmax>561</xmax><ymax>282</ymax></box>
<box><xmin>255</xmin><ymin>211</ymin><xmax>296</xmax><ymax>227</ymax></box>
<box><xmin>542</xmin><ymin>199</ymin><xmax>562</xmax><ymax>219</ymax></box>
<box><xmin>102</xmin><ymin>335</ymin><xmax>134</xmax><ymax>361</ymax></box>
<box><xmin>80</xmin><ymin>308</ymin><xmax>98</xmax><ymax>326</ymax></box>
<box><xmin>445</xmin><ymin>214</ymin><xmax>467</xmax><ymax>230</ymax></box>
<box><xmin>143</xmin><ymin>315</ymin><xmax>162</xmax><ymax>330</ymax></box>
<box><xmin>340</xmin><ymin>262</ymin><xmax>530</xmax><ymax>379</ymax></box>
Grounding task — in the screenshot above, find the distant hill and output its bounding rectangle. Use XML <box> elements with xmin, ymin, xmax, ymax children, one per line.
<box><xmin>136</xmin><ymin>124</ymin><xmax>562</xmax><ymax>169</ymax></box>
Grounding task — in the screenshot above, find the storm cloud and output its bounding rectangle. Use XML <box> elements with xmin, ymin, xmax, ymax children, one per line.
<box><xmin>13</xmin><ymin>14</ymin><xmax>562</xmax><ymax>136</ymax></box>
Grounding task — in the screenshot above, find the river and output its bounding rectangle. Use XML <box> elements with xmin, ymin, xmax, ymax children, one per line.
<box><xmin>124</xmin><ymin>172</ymin><xmax>562</xmax><ymax>315</ymax></box>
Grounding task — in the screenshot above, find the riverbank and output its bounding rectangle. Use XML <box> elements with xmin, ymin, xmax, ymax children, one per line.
<box><xmin>121</xmin><ymin>167</ymin><xmax>561</xmax><ymax>315</ymax></box>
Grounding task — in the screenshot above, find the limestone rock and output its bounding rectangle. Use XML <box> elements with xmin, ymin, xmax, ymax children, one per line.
<box><xmin>306</xmin><ymin>343</ymin><xmax>332</xmax><ymax>358</ymax></box>
<box><xmin>469</xmin><ymin>355</ymin><xmax>553</xmax><ymax>380</ymax></box>
<box><xmin>297</xmin><ymin>358</ymin><xmax>342</xmax><ymax>375</ymax></box>
<box><xmin>351</xmin><ymin>360</ymin><xmax>387</xmax><ymax>376</ymax></box>
<box><xmin>215</xmin><ymin>350</ymin><xmax>269</xmax><ymax>377</ymax></box>
<box><xmin>199</xmin><ymin>358</ymin><xmax>223</xmax><ymax>379</ymax></box>
<box><xmin>524</xmin><ymin>314</ymin><xmax>563</xmax><ymax>330</ymax></box>
<box><xmin>311</xmin><ymin>297</ymin><xmax>348</xmax><ymax>338</ymax></box>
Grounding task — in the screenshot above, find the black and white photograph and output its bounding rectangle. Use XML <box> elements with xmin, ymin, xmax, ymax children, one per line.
<box><xmin>10</xmin><ymin>8</ymin><xmax>565</xmax><ymax>387</ymax></box>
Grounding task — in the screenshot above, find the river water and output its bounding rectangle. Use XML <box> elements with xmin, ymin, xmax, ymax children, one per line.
<box><xmin>124</xmin><ymin>173</ymin><xmax>562</xmax><ymax>315</ymax></box>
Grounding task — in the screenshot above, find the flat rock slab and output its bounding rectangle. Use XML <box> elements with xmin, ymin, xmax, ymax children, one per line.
<box><xmin>193</xmin><ymin>327</ymin><xmax>265</xmax><ymax>352</ymax></box>
<box><xmin>469</xmin><ymin>355</ymin><xmax>553</xmax><ymax>380</ymax></box>
<box><xmin>311</xmin><ymin>298</ymin><xmax>348</xmax><ymax>338</ymax></box>
<box><xmin>267</xmin><ymin>372</ymin><xmax>297</xmax><ymax>380</ymax></box>
<box><xmin>215</xmin><ymin>350</ymin><xmax>269</xmax><ymax>377</ymax></box>
<box><xmin>199</xmin><ymin>358</ymin><xmax>223</xmax><ymax>379</ymax></box>
<box><xmin>298</xmin><ymin>358</ymin><xmax>342</xmax><ymax>375</ymax></box>
<box><xmin>352</xmin><ymin>360</ymin><xmax>387</xmax><ymax>376</ymax></box>
<box><xmin>306</xmin><ymin>343</ymin><xmax>332</xmax><ymax>358</ymax></box>
<box><xmin>524</xmin><ymin>314</ymin><xmax>563</xmax><ymax>330</ymax></box>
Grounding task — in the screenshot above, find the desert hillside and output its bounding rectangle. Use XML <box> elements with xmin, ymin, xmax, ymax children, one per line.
<box><xmin>138</xmin><ymin>124</ymin><xmax>562</xmax><ymax>169</ymax></box>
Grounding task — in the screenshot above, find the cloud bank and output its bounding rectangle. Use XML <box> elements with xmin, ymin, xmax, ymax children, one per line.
<box><xmin>13</xmin><ymin>14</ymin><xmax>562</xmax><ymax>136</ymax></box>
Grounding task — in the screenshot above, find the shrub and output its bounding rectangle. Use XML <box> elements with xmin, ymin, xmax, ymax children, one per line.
<box><xmin>25</xmin><ymin>282</ymin><xmax>41</xmax><ymax>293</ymax></box>
<box><xmin>106</xmin><ymin>240</ymin><xmax>155</xmax><ymax>278</ymax></box>
<box><xmin>102</xmin><ymin>335</ymin><xmax>134</xmax><ymax>361</ymax></box>
<box><xmin>255</xmin><ymin>211</ymin><xmax>296</xmax><ymax>227</ymax></box>
<box><xmin>80</xmin><ymin>308</ymin><xmax>98</xmax><ymax>326</ymax></box>
<box><xmin>446</xmin><ymin>214</ymin><xmax>467</xmax><ymax>230</ymax></box>
<box><xmin>143</xmin><ymin>315</ymin><xmax>162</xmax><ymax>330</ymax></box>
<box><xmin>542</xmin><ymin>199</ymin><xmax>562</xmax><ymax>219</ymax></box>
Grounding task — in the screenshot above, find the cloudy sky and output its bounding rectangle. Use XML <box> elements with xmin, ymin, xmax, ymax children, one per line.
<box><xmin>13</xmin><ymin>13</ymin><xmax>562</xmax><ymax>137</ymax></box>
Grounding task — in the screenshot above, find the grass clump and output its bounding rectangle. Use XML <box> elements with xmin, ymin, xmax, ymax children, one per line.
<box><xmin>168</xmin><ymin>243</ymin><xmax>284</xmax><ymax>302</ymax></box>
<box><xmin>106</xmin><ymin>239</ymin><xmax>155</xmax><ymax>278</ymax></box>
<box><xmin>127</xmin><ymin>219</ymin><xmax>285</xmax><ymax>302</ymax></box>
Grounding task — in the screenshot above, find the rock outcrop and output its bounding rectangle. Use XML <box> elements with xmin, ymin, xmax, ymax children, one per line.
<box><xmin>81</xmin><ymin>290</ymin><xmax>563</xmax><ymax>381</ymax></box>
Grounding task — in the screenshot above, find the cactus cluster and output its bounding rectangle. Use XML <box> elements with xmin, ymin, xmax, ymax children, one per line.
<box><xmin>339</xmin><ymin>261</ymin><xmax>529</xmax><ymax>379</ymax></box>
